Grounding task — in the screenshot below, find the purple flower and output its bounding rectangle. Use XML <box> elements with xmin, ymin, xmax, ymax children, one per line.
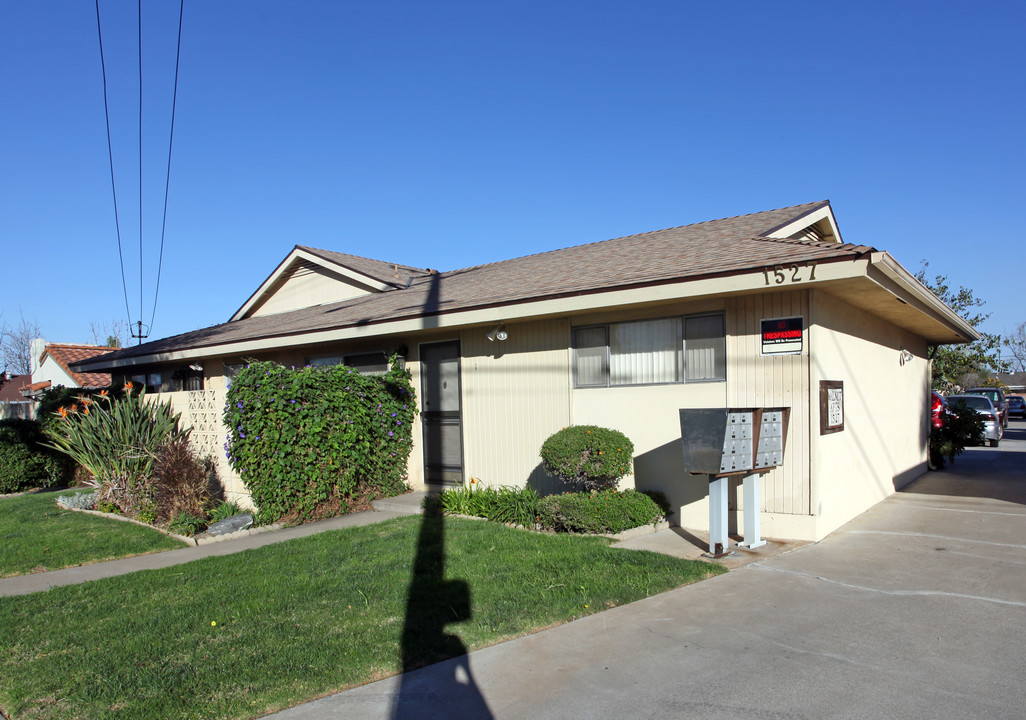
<box><xmin>236</xmin><ymin>401</ymin><xmax>244</xmax><ymax>409</ymax></box>
<box><xmin>388</xmin><ymin>431</ymin><xmax>394</xmax><ymax>437</ymax></box>
<box><xmin>291</xmin><ymin>400</ymin><xmax>297</xmax><ymax>404</ymax></box>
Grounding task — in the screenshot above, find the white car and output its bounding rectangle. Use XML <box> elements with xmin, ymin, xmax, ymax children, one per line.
<box><xmin>947</xmin><ymin>395</ymin><xmax>1004</xmax><ymax>447</ymax></box>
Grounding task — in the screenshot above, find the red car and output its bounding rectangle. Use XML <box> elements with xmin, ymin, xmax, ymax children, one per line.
<box><xmin>931</xmin><ymin>391</ymin><xmax>948</xmax><ymax>429</ymax></box>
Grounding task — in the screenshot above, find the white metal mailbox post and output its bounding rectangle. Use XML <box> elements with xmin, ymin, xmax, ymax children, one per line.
<box><xmin>679</xmin><ymin>407</ymin><xmax>790</xmax><ymax>555</ymax></box>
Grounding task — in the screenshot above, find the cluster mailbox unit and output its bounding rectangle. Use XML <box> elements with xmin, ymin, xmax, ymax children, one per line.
<box><xmin>679</xmin><ymin>407</ymin><xmax>790</xmax><ymax>555</ymax></box>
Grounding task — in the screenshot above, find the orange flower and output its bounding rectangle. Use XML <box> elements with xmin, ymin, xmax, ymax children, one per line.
<box><xmin>124</xmin><ymin>381</ymin><xmax>134</xmax><ymax>391</ymax></box>
<box><xmin>78</xmin><ymin>396</ymin><xmax>91</xmax><ymax>406</ymax></box>
<box><xmin>98</xmin><ymin>390</ymin><xmax>109</xmax><ymax>397</ymax></box>
<box><xmin>57</xmin><ymin>407</ymin><xmax>68</xmax><ymax>418</ymax></box>
<box><xmin>82</xmin><ymin>405</ymin><xmax>90</xmax><ymax>415</ymax></box>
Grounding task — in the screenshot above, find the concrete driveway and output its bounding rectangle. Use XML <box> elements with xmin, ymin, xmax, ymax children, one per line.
<box><xmin>269</xmin><ymin>421</ymin><xmax>1026</xmax><ymax>720</ymax></box>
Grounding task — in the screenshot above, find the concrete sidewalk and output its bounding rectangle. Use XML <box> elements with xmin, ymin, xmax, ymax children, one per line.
<box><xmin>266</xmin><ymin>423</ymin><xmax>1026</xmax><ymax>720</ymax></box>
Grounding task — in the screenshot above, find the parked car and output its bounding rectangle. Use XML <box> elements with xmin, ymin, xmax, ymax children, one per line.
<box><xmin>1007</xmin><ymin>395</ymin><xmax>1026</xmax><ymax>420</ymax></box>
<box><xmin>931</xmin><ymin>391</ymin><xmax>948</xmax><ymax>429</ymax></box>
<box><xmin>964</xmin><ymin>387</ymin><xmax>1008</xmax><ymax>428</ymax></box>
<box><xmin>947</xmin><ymin>395</ymin><xmax>1003</xmax><ymax>447</ymax></box>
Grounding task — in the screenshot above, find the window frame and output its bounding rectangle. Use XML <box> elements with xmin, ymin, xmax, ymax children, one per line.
<box><xmin>572</xmin><ymin>312</ymin><xmax>726</xmax><ymax>389</ymax></box>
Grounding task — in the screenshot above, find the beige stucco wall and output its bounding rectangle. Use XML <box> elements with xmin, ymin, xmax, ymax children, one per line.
<box><xmin>808</xmin><ymin>290</ymin><xmax>930</xmax><ymax>539</ymax></box>
<box><xmin>459</xmin><ymin>319</ymin><xmax>573</xmax><ymax>492</ymax></box>
<box><xmin>157</xmin><ymin>359</ymin><xmax>253</xmax><ymax>509</ymax></box>
<box><xmin>568</xmin><ymin>299</ymin><xmax>729</xmax><ymax>525</ymax></box>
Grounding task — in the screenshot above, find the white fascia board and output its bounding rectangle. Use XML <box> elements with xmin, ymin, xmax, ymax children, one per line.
<box><xmin>230</xmin><ymin>248</ymin><xmax>395</xmax><ymax>322</ymax></box>
<box><xmin>868</xmin><ymin>252</ymin><xmax>979</xmax><ymax>342</ymax></box>
<box><xmin>766</xmin><ymin>205</ymin><xmax>843</xmax><ymax>244</ymax></box>
<box><xmin>82</xmin><ymin>257</ymin><xmax>872</xmax><ymax>370</ymax></box>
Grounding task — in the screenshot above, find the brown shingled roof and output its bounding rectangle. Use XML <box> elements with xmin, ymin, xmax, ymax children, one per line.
<box><xmin>41</xmin><ymin>344</ymin><xmax>114</xmax><ymax>388</ymax></box>
<box><xmin>296</xmin><ymin>246</ymin><xmax>433</xmax><ymax>288</ymax></box>
<box><xmin>76</xmin><ymin>201</ymin><xmax>873</xmax><ymax>366</ymax></box>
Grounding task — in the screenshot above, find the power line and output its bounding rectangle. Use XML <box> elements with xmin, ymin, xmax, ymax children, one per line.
<box><xmin>94</xmin><ymin>0</ymin><xmax>134</xmax><ymax>333</ymax></box>
<box><xmin>94</xmin><ymin>0</ymin><xmax>184</xmax><ymax>345</ymax></box>
<box><xmin>138</xmin><ymin>0</ymin><xmax>144</xmax><ymax>342</ymax></box>
<box><xmin>149</xmin><ymin>0</ymin><xmax>185</xmax><ymax>335</ymax></box>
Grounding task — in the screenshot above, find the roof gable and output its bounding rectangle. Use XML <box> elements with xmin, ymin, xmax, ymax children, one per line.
<box><xmin>39</xmin><ymin>344</ymin><xmax>113</xmax><ymax>388</ymax></box>
<box><xmin>232</xmin><ymin>246</ymin><xmax>432</xmax><ymax>321</ymax></box>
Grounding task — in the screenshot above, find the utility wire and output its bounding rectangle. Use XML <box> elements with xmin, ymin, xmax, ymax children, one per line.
<box><xmin>149</xmin><ymin>0</ymin><xmax>184</xmax><ymax>335</ymax></box>
<box><xmin>94</xmin><ymin>0</ymin><xmax>134</xmax><ymax>332</ymax></box>
<box><xmin>137</xmin><ymin>0</ymin><xmax>144</xmax><ymax>343</ymax></box>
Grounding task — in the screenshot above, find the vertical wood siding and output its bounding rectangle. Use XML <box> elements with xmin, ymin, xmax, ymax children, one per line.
<box><xmin>251</xmin><ymin>262</ymin><xmax>372</xmax><ymax>317</ymax></box>
<box><xmin>726</xmin><ymin>290</ymin><xmax>810</xmax><ymax>516</ymax></box>
<box><xmin>459</xmin><ymin>319</ymin><xmax>572</xmax><ymax>488</ymax></box>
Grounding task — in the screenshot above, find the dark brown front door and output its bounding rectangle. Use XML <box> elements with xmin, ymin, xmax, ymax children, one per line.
<box><xmin>420</xmin><ymin>341</ymin><xmax>463</xmax><ymax>487</ymax></box>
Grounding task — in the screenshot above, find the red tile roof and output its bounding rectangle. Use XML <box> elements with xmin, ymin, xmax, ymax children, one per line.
<box><xmin>40</xmin><ymin>344</ymin><xmax>115</xmax><ymax>388</ymax></box>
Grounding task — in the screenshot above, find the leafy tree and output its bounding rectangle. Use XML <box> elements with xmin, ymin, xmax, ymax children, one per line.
<box><xmin>915</xmin><ymin>262</ymin><xmax>1006</xmax><ymax>391</ymax></box>
<box><xmin>1004</xmin><ymin>322</ymin><xmax>1026</xmax><ymax>373</ymax></box>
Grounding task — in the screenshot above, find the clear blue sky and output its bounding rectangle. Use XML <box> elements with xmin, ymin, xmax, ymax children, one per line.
<box><xmin>2</xmin><ymin>1</ymin><xmax>1023</xmax><ymax>356</ymax></box>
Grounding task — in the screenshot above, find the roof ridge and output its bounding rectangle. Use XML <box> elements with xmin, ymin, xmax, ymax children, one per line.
<box><xmin>297</xmin><ymin>245</ymin><xmax>431</xmax><ymax>275</ymax></box>
<box><xmin>436</xmin><ymin>201</ymin><xmax>831</xmax><ymax>276</ymax></box>
<box><xmin>45</xmin><ymin>343</ymin><xmax>116</xmax><ymax>350</ymax></box>
<box><xmin>751</xmin><ymin>235</ymin><xmax>873</xmax><ymax>252</ymax></box>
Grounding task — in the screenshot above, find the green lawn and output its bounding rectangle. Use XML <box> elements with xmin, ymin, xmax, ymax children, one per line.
<box><xmin>0</xmin><ymin>491</ymin><xmax>186</xmax><ymax>578</ymax></box>
<box><xmin>0</xmin><ymin>513</ymin><xmax>724</xmax><ymax>720</ymax></box>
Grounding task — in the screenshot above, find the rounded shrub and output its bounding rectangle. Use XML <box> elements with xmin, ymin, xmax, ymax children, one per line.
<box><xmin>540</xmin><ymin>425</ymin><xmax>634</xmax><ymax>492</ymax></box>
<box><xmin>536</xmin><ymin>489</ymin><xmax>666</xmax><ymax>534</ymax></box>
<box><xmin>0</xmin><ymin>418</ymin><xmax>70</xmax><ymax>494</ymax></box>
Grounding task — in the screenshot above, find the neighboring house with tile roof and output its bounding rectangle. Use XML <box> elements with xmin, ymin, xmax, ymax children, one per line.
<box><xmin>74</xmin><ymin>201</ymin><xmax>978</xmax><ymax>541</ymax></box>
<box><xmin>28</xmin><ymin>341</ymin><xmax>114</xmax><ymax>398</ymax></box>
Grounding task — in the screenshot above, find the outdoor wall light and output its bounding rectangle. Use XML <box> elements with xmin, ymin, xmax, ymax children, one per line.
<box><xmin>899</xmin><ymin>348</ymin><xmax>914</xmax><ymax>366</ymax></box>
<box><xmin>486</xmin><ymin>324</ymin><xmax>508</xmax><ymax>342</ymax></box>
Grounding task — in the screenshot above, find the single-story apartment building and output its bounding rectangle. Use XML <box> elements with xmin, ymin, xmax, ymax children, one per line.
<box><xmin>73</xmin><ymin>201</ymin><xmax>977</xmax><ymax>541</ymax></box>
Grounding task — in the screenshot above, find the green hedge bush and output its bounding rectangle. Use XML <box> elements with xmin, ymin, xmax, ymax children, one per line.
<box><xmin>540</xmin><ymin>425</ymin><xmax>634</xmax><ymax>492</ymax></box>
<box><xmin>536</xmin><ymin>489</ymin><xmax>667</xmax><ymax>534</ymax></box>
<box><xmin>0</xmin><ymin>418</ymin><xmax>70</xmax><ymax>494</ymax></box>
<box><xmin>223</xmin><ymin>358</ymin><xmax>416</xmax><ymax>523</ymax></box>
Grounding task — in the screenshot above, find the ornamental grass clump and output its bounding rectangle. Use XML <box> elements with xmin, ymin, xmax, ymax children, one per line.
<box><xmin>223</xmin><ymin>357</ymin><xmax>416</xmax><ymax>523</ymax></box>
<box><xmin>436</xmin><ymin>478</ymin><xmax>540</xmax><ymax>526</ymax></box>
<box><xmin>540</xmin><ymin>425</ymin><xmax>635</xmax><ymax>492</ymax></box>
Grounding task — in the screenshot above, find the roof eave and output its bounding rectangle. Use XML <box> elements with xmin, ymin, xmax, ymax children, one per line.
<box><xmin>72</xmin><ymin>254</ymin><xmax>873</xmax><ymax>372</ymax></box>
<box><xmin>868</xmin><ymin>252</ymin><xmax>980</xmax><ymax>344</ymax></box>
